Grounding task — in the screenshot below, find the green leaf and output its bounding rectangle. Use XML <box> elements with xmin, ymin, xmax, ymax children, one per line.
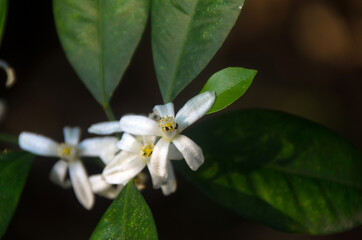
<box><xmin>53</xmin><ymin>0</ymin><xmax>150</xmax><ymax>105</ymax></box>
<box><xmin>152</xmin><ymin>0</ymin><xmax>245</xmax><ymax>102</ymax></box>
<box><xmin>177</xmin><ymin>109</ymin><xmax>362</xmax><ymax>234</ymax></box>
<box><xmin>0</xmin><ymin>0</ymin><xmax>8</xmax><ymax>46</ymax></box>
<box><xmin>201</xmin><ymin>67</ymin><xmax>257</xmax><ymax>114</ymax></box>
<box><xmin>0</xmin><ymin>151</ymin><xmax>34</xmax><ymax>238</ymax></box>
<box><xmin>91</xmin><ymin>181</ymin><xmax>158</xmax><ymax>240</ymax></box>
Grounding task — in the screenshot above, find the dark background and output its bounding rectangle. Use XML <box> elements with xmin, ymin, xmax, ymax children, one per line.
<box><xmin>0</xmin><ymin>0</ymin><xmax>361</xmax><ymax>239</ymax></box>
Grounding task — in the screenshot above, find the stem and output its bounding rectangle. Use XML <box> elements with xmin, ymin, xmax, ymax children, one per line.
<box><xmin>103</xmin><ymin>102</ymin><xmax>116</xmax><ymax>121</ymax></box>
<box><xmin>0</xmin><ymin>132</ymin><xmax>18</xmax><ymax>146</ymax></box>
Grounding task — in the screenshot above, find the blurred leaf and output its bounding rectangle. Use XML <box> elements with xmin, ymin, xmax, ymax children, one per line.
<box><xmin>0</xmin><ymin>0</ymin><xmax>8</xmax><ymax>46</ymax></box>
<box><xmin>152</xmin><ymin>0</ymin><xmax>245</xmax><ymax>102</ymax></box>
<box><xmin>53</xmin><ymin>0</ymin><xmax>150</xmax><ymax>105</ymax></box>
<box><xmin>91</xmin><ymin>181</ymin><xmax>158</xmax><ymax>240</ymax></box>
<box><xmin>177</xmin><ymin>109</ymin><xmax>362</xmax><ymax>234</ymax></box>
<box><xmin>0</xmin><ymin>151</ymin><xmax>33</xmax><ymax>238</ymax></box>
<box><xmin>201</xmin><ymin>67</ymin><xmax>257</xmax><ymax>114</ymax></box>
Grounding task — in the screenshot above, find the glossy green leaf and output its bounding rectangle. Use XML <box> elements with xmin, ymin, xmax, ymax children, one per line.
<box><xmin>177</xmin><ymin>109</ymin><xmax>362</xmax><ymax>234</ymax></box>
<box><xmin>0</xmin><ymin>151</ymin><xmax>33</xmax><ymax>238</ymax></box>
<box><xmin>0</xmin><ymin>0</ymin><xmax>8</xmax><ymax>46</ymax></box>
<box><xmin>201</xmin><ymin>67</ymin><xmax>257</xmax><ymax>114</ymax></box>
<box><xmin>152</xmin><ymin>0</ymin><xmax>245</xmax><ymax>102</ymax></box>
<box><xmin>53</xmin><ymin>0</ymin><xmax>150</xmax><ymax>105</ymax></box>
<box><xmin>91</xmin><ymin>181</ymin><xmax>158</xmax><ymax>240</ymax></box>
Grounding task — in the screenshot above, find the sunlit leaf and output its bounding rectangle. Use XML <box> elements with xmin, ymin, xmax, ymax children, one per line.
<box><xmin>91</xmin><ymin>181</ymin><xmax>158</xmax><ymax>240</ymax></box>
<box><xmin>201</xmin><ymin>67</ymin><xmax>257</xmax><ymax>114</ymax></box>
<box><xmin>177</xmin><ymin>109</ymin><xmax>362</xmax><ymax>234</ymax></box>
<box><xmin>152</xmin><ymin>0</ymin><xmax>245</xmax><ymax>102</ymax></box>
<box><xmin>0</xmin><ymin>151</ymin><xmax>34</xmax><ymax>238</ymax></box>
<box><xmin>53</xmin><ymin>0</ymin><xmax>150</xmax><ymax>105</ymax></box>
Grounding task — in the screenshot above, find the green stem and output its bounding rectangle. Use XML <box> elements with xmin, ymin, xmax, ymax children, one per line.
<box><xmin>0</xmin><ymin>132</ymin><xmax>18</xmax><ymax>146</ymax></box>
<box><xmin>103</xmin><ymin>102</ymin><xmax>116</xmax><ymax>121</ymax></box>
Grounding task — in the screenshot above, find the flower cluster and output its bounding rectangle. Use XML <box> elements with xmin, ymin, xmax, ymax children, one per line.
<box><xmin>18</xmin><ymin>91</ymin><xmax>215</xmax><ymax>209</ymax></box>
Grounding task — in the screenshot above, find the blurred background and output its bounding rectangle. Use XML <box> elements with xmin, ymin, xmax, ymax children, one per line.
<box><xmin>0</xmin><ymin>0</ymin><xmax>361</xmax><ymax>239</ymax></box>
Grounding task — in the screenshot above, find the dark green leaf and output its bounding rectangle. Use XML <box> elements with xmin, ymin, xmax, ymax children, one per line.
<box><xmin>0</xmin><ymin>151</ymin><xmax>33</xmax><ymax>238</ymax></box>
<box><xmin>201</xmin><ymin>67</ymin><xmax>257</xmax><ymax>114</ymax></box>
<box><xmin>53</xmin><ymin>0</ymin><xmax>150</xmax><ymax>105</ymax></box>
<box><xmin>91</xmin><ymin>181</ymin><xmax>158</xmax><ymax>240</ymax></box>
<box><xmin>152</xmin><ymin>0</ymin><xmax>245</xmax><ymax>102</ymax></box>
<box><xmin>177</xmin><ymin>109</ymin><xmax>362</xmax><ymax>234</ymax></box>
<box><xmin>0</xmin><ymin>0</ymin><xmax>8</xmax><ymax>46</ymax></box>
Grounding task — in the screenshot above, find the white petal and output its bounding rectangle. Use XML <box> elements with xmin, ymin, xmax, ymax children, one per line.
<box><xmin>142</xmin><ymin>135</ymin><xmax>157</xmax><ymax>144</ymax></box>
<box><xmin>19</xmin><ymin>132</ymin><xmax>59</xmax><ymax>157</ymax></box>
<box><xmin>103</xmin><ymin>152</ymin><xmax>146</xmax><ymax>184</ymax></box>
<box><xmin>161</xmin><ymin>161</ymin><xmax>177</xmax><ymax>196</ymax></box>
<box><xmin>63</xmin><ymin>126</ymin><xmax>81</xmax><ymax>145</ymax></box>
<box><xmin>153</xmin><ymin>102</ymin><xmax>175</xmax><ymax>118</ymax></box>
<box><xmin>78</xmin><ymin>137</ymin><xmax>119</xmax><ymax>164</ymax></box>
<box><xmin>175</xmin><ymin>91</ymin><xmax>215</xmax><ymax>132</ymax></box>
<box><xmin>49</xmin><ymin>160</ymin><xmax>71</xmax><ymax>188</ymax></box>
<box><xmin>88</xmin><ymin>121</ymin><xmax>122</xmax><ymax>135</ymax></box>
<box><xmin>116</xmin><ymin>133</ymin><xmax>142</xmax><ymax>154</ymax></box>
<box><xmin>120</xmin><ymin>115</ymin><xmax>161</xmax><ymax>136</ymax></box>
<box><xmin>69</xmin><ymin>160</ymin><xmax>94</xmax><ymax>210</ymax></box>
<box><xmin>89</xmin><ymin>174</ymin><xmax>123</xmax><ymax>199</ymax></box>
<box><xmin>149</xmin><ymin>138</ymin><xmax>170</xmax><ymax>179</ymax></box>
<box><xmin>173</xmin><ymin>134</ymin><xmax>204</xmax><ymax>171</ymax></box>
<box><xmin>0</xmin><ymin>59</ymin><xmax>16</xmax><ymax>88</ymax></box>
<box><xmin>168</xmin><ymin>142</ymin><xmax>183</xmax><ymax>160</ymax></box>
<box><xmin>147</xmin><ymin>163</ymin><xmax>164</xmax><ymax>188</ymax></box>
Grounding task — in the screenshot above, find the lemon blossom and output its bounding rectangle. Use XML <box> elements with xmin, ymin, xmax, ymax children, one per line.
<box><xmin>86</xmin><ymin>139</ymin><xmax>124</xmax><ymax>199</ymax></box>
<box><xmin>120</xmin><ymin>91</ymin><xmax>215</xmax><ymax>180</ymax></box>
<box><xmin>103</xmin><ymin>133</ymin><xmax>181</xmax><ymax>195</ymax></box>
<box><xmin>19</xmin><ymin>127</ymin><xmax>118</xmax><ymax>209</ymax></box>
<box><xmin>88</xmin><ymin>121</ymin><xmax>122</xmax><ymax>135</ymax></box>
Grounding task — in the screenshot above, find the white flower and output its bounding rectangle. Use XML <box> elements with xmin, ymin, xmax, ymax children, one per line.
<box><xmin>88</xmin><ymin>121</ymin><xmax>122</xmax><ymax>135</ymax></box>
<box><xmin>120</xmin><ymin>91</ymin><xmax>215</xmax><ymax>180</ymax></box>
<box><xmin>19</xmin><ymin>127</ymin><xmax>118</xmax><ymax>209</ymax></box>
<box><xmin>103</xmin><ymin>133</ymin><xmax>181</xmax><ymax>195</ymax></box>
<box><xmin>89</xmin><ymin>174</ymin><xmax>124</xmax><ymax>199</ymax></box>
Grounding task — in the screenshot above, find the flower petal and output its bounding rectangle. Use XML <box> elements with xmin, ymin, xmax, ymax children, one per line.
<box><xmin>172</xmin><ymin>134</ymin><xmax>204</xmax><ymax>171</ymax></box>
<box><xmin>153</xmin><ymin>102</ymin><xmax>175</xmax><ymax>118</ymax></box>
<box><xmin>175</xmin><ymin>91</ymin><xmax>215</xmax><ymax>132</ymax></box>
<box><xmin>149</xmin><ymin>138</ymin><xmax>170</xmax><ymax>179</ymax></box>
<box><xmin>161</xmin><ymin>161</ymin><xmax>177</xmax><ymax>196</ymax></box>
<box><xmin>147</xmin><ymin>163</ymin><xmax>164</xmax><ymax>188</ymax></box>
<box><xmin>168</xmin><ymin>142</ymin><xmax>183</xmax><ymax>160</ymax></box>
<box><xmin>63</xmin><ymin>126</ymin><xmax>81</xmax><ymax>145</ymax></box>
<box><xmin>120</xmin><ymin>115</ymin><xmax>161</xmax><ymax>136</ymax></box>
<box><xmin>19</xmin><ymin>132</ymin><xmax>59</xmax><ymax>157</ymax></box>
<box><xmin>88</xmin><ymin>121</ymin><xmax>122</xmax><ymax>135</ymax></box>
<box><xmin>49</xmin><ymin>160</ymin><xmax>71</xmax><ymax>188</ymax></box>
<box><xmin>78</xmin><ymin>137</ymin><xmax>118</xmax><ymax>164</ymax></box>
<box><xmin>116</xmin><ymin>133</ymin><xmax>142</xmax><ymax>154</ymax></box>
<box><xmin>103</xmin><ymin>152</ymin><xmax>146</xmax><ymax>184</ymax></box>
<box><xmin>89</xmin><ymin>174</ymin><xmax>123</xmax><ymax>199</ymax></box>
<box><xmin>69</xmin><ymin>160</ymin><xmax>94</xmax><ymax>210</ymax></box>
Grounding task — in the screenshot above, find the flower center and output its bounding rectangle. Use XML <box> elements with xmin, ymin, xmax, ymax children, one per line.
<box><xmin>140</xmin><ymin>141</ymin><xmax>154</xmax><ymax>158</ymax></box>
<box><xmin>57</xmin><ymin>143</ymin><xmax>77</xmax><ymax>162</ymax></box>
<box><xmin>158</xmin><ymin>115</ymin><xmax>178</xmax><ymax>132</ymax></box>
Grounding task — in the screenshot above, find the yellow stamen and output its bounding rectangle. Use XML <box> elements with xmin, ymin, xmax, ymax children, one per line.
<box><xmin>140</xmin><ymin>142</ymin><xmax>154</xmax><ymax>158</ymax></box>
<box><xmin>158</xmin><ymin>115</ymin><xmax>177</xmax><ymax>132</ymax></box>
<box><xmin>57</xmin><ymin>143</ymin><xmax>77</xmax><ymax>162</ymax></box>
